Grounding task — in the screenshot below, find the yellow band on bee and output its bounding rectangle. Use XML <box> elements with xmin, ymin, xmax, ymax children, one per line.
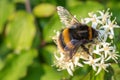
<box><xmin>62</xmin><ymin>28</ymin><xmax>70</xmax><ymax>44</ymax></box>
<box><xmin>62</xmin><ymin>28</ymin><xmax>74</xmax><ymax>48</ymax></box>
<box><xmin>88</xmin><ymin>27</ymin><xmax>92</xmax><ymax>40</ymax></box>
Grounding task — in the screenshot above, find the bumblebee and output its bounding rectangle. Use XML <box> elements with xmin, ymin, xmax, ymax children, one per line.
<box><xmin>56</xmin><ymin>6</ymin><xmax>98</xmax><ymax>59</ymax></box>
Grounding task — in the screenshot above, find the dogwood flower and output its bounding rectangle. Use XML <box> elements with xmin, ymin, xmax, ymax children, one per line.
<box><xmin>98</xmin><ymin>9</ymin><xmax>112</xmax><ymax>24</ymax></box>
<box><xmin>84</xmin><ymin>12</ymin><xmax>102</xmax><ymax>28</ymax></box>
<box><xmin>95</xmin><ymin>56</ymin><xmax>110</xmax><ymax>75</ymax></box>
<box><xmin>84</xmin><ymin>56</ymin><xmax>101</xmax><ymax>71</ymax></box>
<box><xmin>105</xmin><ymin>46</ymin><xmax>120</xmax><ymax>63</ymax></box>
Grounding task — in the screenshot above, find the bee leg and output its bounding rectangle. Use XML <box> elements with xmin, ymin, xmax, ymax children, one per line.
<box><xmin>69</xmin><ymin>42</ymin><xmax>82</xmax><ymax>59</ymax></box>
<box><xmin>69</xmin><ymin>48</ymin><xmax>78</xmax><ymax>59</ymax></box>
<box><xmin>81</xmin><ymin>45</ymin><xmax>90</xmax><ymax>55</ymax></box>
<box><xmin>64</xmin><ymin>45</ymin><xmax>74</xmax><ymax>59</ymax></box>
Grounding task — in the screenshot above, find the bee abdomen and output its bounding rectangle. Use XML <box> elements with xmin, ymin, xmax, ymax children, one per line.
<box><xmin>62</xmin><ymin>28</ymin><xmax>74</xmax><ymax>49</ymax></box>
<box><xmin>57</xmin><ymin>32</ymin><xmax>66</xmax><ymax>53</ymax></box>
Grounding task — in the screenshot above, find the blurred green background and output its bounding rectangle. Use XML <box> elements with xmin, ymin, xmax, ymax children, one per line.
<box><xmin>0</xmin><ymin>0</ymin><xmax>120</xmax><ymax>80</ymax></box>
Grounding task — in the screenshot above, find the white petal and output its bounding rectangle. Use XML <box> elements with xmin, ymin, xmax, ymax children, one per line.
<box><xmin>83</xmin><ymin>61</ymin><xmax>91</xmax><ymax>65</ymax></box>
<box><xmin>92</xmin><ymin>65</ymin><xmax>97</xmax><ymax>71</ymax></box>
<box><xmin>95</xmin><ymin>58</ymin><xmax>101</xmax><ymax>63</ymax></box>
<box><xmin>67</xmin><ymin>68</ymin><xmax>73</xmax><ymax>76</ymax></box>
<box><xmin>105</xmin><ymin>56</ymin><xmax>111</xmax><ymax>61</ymax></box>
<box><xmin>77</xmin><ymin>63</ymin><xmax>83</xmax><ymax>67</ymax></box>
<box><xmin>70</xmin><ymin>62</ymin><xmax>74</xmax><ymax>71</ymax></box>
<box><xmin>54</xmin><ymin>54</ymin><xmax>60</xmax><ymax>60</ymax></box>
<box><xmin>95</xmin><ymin>67</ymin><xmax>102</xmax><ymax>75</ymax></box>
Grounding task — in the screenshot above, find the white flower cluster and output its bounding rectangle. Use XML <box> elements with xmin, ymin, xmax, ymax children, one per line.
<box><xmin>53</xmin><ymin>9</ymin><xmax>120</xmax><ymax>76</ymax></box>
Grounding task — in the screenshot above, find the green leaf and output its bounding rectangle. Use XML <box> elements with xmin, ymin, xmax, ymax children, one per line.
<box><xmin>69</xmin><ymin>1</ymin><xmax>104</xmax><ymax>19</ymax></box>
<box><xmin>104</xmin><ymin>66</ymin><xmax>114</xmax><ymax>80</ymax></box>
<box><xmin>95</xmin><ymin>70</ymin><xmax>105</xmax><ymax>80</ymax></box>
<box><xmin>114</xmin><ymin>28</ymin><xmax>120</xmax><ymax>52</ymax></box>
<box><xmin>79</xmin><ymin>70</ymin><xmax>104</xmax><ymax>80</ymax></box>
<box><xmin>43</xmin><ymin>2</ymin><xmax>104</xmax><ymax>42</ymax></box>
<box><xmin>0</xmin><ymin>49</ymin><xmax>38</xmax><ymax>80</ymax></box>
<box><xmin>0</xmin><ymin>0</ymin><xmax>15</xmax><ymax>34</ymax></box>
<box><xmin>21</xmin><ymin>62</ymin><xmax>44</xmax><ymax>80</ymax></box>
<box><xmin>30</xmin><ymin>0</ymin><xmax>41</xmax><ymax>7</ymax></box>
<box><xmin>21</xmin><ymin>64</ymin><xmax>62</xmax><ymax>80</ymax></box>
<box><xmin>5</xmin><ymin>11</ymin><xmax>36</xmax><ymax>52</ymax></box>
<box><xmin>72</xmin><ymin>65</ymin><xmax>91</xmax><ymax>80</ymax></box>
<box><xmin>32</xmin><ymin>31</ymin><xmax>41</xmax><ymax>48</ymax></box>
<box><xmin>67</xmin><ymin>0</ymin><xmax>103</xmax><ymax>9</ymax></box>
<box><xmin>80</xmin><ymin>71</ymin><xmax>91</xmax><ymax>80</ymax></box>
<box><xmin>40</xmin><ymin>65</ymin><xmax>61</xmax><ymax>80</ymax></box>
<box><xmin>111</xmin><ymin>64</ymin><xmax>120</xmax><ymax>80</ymax></box>
<box><xmin>0</xmin><ymin>59</ymin><xmax>5</xmax><ymax>71</ymax></box>
<box><xmin>107</xmin><ymin>2</ymin><xmax>120</xmax><ymax>24</ymax></box>
<box><xmin>33</xmin><ymin>3</ymin><xmax>56</xmax><ymax>18</ymax></box>
<box><xmin>40</xmin><ymin>45</ymin><xmax>56</xmax><ymax>65</ymax></box>
<box><xmin>43</xmin><ymin>14</ymin><xmax>62</xmax><ymax>42</ymax></box>
<box><xmin>13</xmin><ymin>0</ymin><xmax>25</xmax><ymax>3</ymax></box>
<box><xmin>67</xmin><ymin>0</ymin><xmax>81</xmax><ymax>7</ymax></box>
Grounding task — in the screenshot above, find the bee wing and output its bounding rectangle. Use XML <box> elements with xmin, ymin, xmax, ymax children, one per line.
<box><xmin>64</xmin><ymin>39</ymin><xmax>80</xmax><ymax>51</ymax></box>
<box><xmin>57</xmin><ymin>6</ymin><xmax>80</xmax><ymax>27</ymax></box>
<box><xmin>64</xmin><ymin>39</ymin><xmax>82</xmax><ymax>58</ymax></box>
